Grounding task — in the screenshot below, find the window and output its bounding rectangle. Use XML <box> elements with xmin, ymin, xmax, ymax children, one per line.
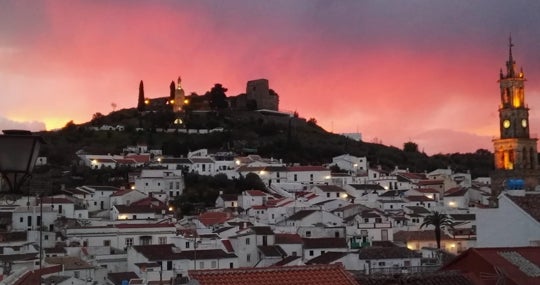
<box><xmin>364</xmin><ymin>218</ymin><xmax>369</xmax><ymax>223</ymax></box>
<box><xmin>126</xmin><ymin>238</ymin><xmax>133</xmax><ymax>247</ymax></box>
<box><xmin>326</xmin><ymin>193</ymin><xmax>330</xmax><ymax>198</ymax></box>
<box><xmin>211</xmin><ymin>261</ymin><xmax>217</xmax><ymax>268</ymax></box>
<box><xmin>167</xmin><ymin>261</ymin><xmax>173</xmax><ymax>270</ymax></box>
<box><xmin>199</xmin><ymin>261</ymin><xmax>204</xmax><ymax>269</ymax></box>
<box><xmin>74</xmin><ymin>271</ymin><xmax>80</xmax><ymax>278</ymax></box>
<box><xmin>247</xmin><ymin>254</ymin><xmax>251</xmax><ymax>262</ymax></box>
<box><xmin>27</xmin><ymin>216</ymin><xmax>32</xmax><ymax>227</ymax></box>
<box><xmin>19</xmin><ymin>217</ymin><xmax>23</xmax><ymax>223</ymax></box>
<box><xmin>44</xmin><ymin>235</ymin><xmax>49</xmax><ymax>240</ymax></box>
<box><xmin>140</xmin><ymin>236</ymin><xmax>152</xmax><ymax>245</ymax></box>
<box><xmin>245</xmin><ymin>238</ymin><xmax>250</xmax><ymax>245</ymax></box>
<box><xmin>176</xmin><ymin>182</ymin><xmax>180</xmax><ymax>189</ymax></box>
<box><xmin>186</xmin><ymin>242</ymin><xmax>190</xmax><ymax>249</ymax></box>
<box><xmin>309</xmin><ymin>250</ymin><xmax>314</xmax><ymax>256</ymax></box>
<box><xmin>158</xmin><ymin>237</ymin><xmax>167</xmax><ymax>245</ymax></box>
<box><xmin>306</xmin><ymin>231</ymin><xmax>311</xmax><ymax>237</ymax></box>
<box><xmin>294</xmin><ymin>174</ymin><xmax>298</xmax><ymax>181</ymax></box>
<box><xmin>169</xmin><ymin>182</ymin><xmax>173</xmax><ymax>189</ymax></box>
<box><xmin>230</xmin><ymin>262</ymin><xmax>234</xmax><ymax>269</ymax></box>
<box><xmin>378</xmin><ymin>262</ymin><xmax>386</xmax><ymax>266</ymax></box>
<box><xmin>104</xmin><ymin>240</ymin><xmax>111</xmax><ymax>246</ymax></box>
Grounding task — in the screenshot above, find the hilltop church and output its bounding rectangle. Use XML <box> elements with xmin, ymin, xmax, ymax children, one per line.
<box><xmin>491</xmin><ymin>38</ymin><xmax>540</xmax><ymax>198</ymax></box>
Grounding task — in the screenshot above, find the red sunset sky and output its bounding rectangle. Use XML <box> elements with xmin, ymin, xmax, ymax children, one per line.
<box><xmin>2</xmin><ymin>1</ymin><xmax>540</xmax><ymax>154</ymax></box>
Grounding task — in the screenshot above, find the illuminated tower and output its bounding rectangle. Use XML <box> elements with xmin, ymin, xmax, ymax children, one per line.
<box><xmin>173</xmin><ymin>76</ymin><xmax>185</xmax><ymax>113</ymax></box>
<box><xmin>491</xmin><ymin>37</ymin><xmax>539</xmax><ymax>199</ymax></box>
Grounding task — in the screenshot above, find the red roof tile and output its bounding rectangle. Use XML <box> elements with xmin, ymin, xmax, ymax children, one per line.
<box><xmin>287</xmin><ymin>166</ymin><xmax>328</xmax><ymax>172</ymax></box>
<box><xmin>188</xmin><ymin>264</ymin><xmax>359</xmax><ymax>285</ymax></box>
<box><xmin>246</xmin><ymin>190</ymin><xmax>267</xmax><ymax>196</ymax></box>
<box><xmin>198</xmin><ymin>211</ymin><xmax>233</xmax><ymax>227</ymax></box>
<box><xmin>442</xmin><ymin>246</ymin><xmax>540</xmax><ymax>285</ymax></box>
<box><xmin>275</xmin><ymin>233</ymin><xmax>304</xmax><ymax>244</ymax></box>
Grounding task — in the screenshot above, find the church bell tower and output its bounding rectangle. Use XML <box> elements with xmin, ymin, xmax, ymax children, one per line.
<box><xmin>493</xmin><ymin>37</ymin><xmax>538</xmax><ymax>171</ymax></box>
<box><xmin>491</xmin><ymin>37</ymin><xmax>540</xmax><ymax>199</ymax></box>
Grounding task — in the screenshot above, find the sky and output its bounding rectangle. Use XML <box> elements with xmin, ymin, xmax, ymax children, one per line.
<box><xmin>2</xmin><ymin>1</ymin><xmax>540</xmax><ymax>155</ymax></box>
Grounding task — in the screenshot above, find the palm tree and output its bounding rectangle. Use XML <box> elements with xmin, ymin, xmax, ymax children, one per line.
<box><xmin>420</xmin><ymin>211</ymin><xmax>454</xmax><ymax>249</ymax></box>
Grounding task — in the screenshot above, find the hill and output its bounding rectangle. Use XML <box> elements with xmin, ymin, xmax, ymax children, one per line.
<box><xmin>37</xmin><ymin>107</ymin><xmax>495</xmax><ymax>178</ymax></box>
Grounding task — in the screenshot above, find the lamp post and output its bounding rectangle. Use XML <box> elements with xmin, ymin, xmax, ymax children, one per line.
<box><xmin>0</xmin><ymin>130</ymin><xmax>44</xmax><ymax>195</ymax></box>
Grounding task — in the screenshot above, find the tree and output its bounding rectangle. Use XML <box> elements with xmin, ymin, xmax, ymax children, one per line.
<box><xmin>209</xmin><ymin>83</ymin><xmax>228</xmax><ymax>110</ymax></box>
<box><xmin>137</xmin><ymin>80</ymin><xmax>145</xmax><ymax>112</ymax></box>
<box><xmin>403</xmin><ymin>141</ymin><xmax>419</xmax><ymax>153</ymax></box>
<box><xmin>420</xmin><ymin>211</ymin><xmax>454</xmax><ymax>249</ymax></box>
<box><xmin>169</xmin><ymin>81</ymin><xmax>175</xmax><ymax>99</ymax></box>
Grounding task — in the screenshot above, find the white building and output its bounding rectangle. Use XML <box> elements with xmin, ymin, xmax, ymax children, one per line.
<box><xmin>134</xmin><ymin>169</ymin><xmax>185</xmax><ymax>198</ymax></box>
<box><xmin>477</xmin><ymin>192</ymin><xmax>540</xmax><ymax>247</ymax></box>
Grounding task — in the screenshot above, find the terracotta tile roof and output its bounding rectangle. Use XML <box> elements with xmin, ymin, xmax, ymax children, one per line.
<box><xmin>415</xmin><ymin>188</ymin><xmax>439</xmax><ymax>194</ymax></box>
<box><xmin>250</xmin><ymin>226</ymin><xmax>274</xmax><ymax>235</ymax></box>
<box><xmin>349</xmin><ymin>184</ymin><xmax>385</xmax><ymax>191</ymax></box>
<box><xmin>252</xmin><ymin>205</ymin><xmax>268</xmax><ymax>210</ymax></box>
<box><xmin>357</xmin><ymin>246</ymin><xmax>421</xmax><ymax>260</ymax></box>
<box><xmin>445</xmin><ymin>187</ymin><xmax>468</xmax><ymax>197</ymax></box>
<box><xmin>404</xmin><ymin>195</ymin><xmax>435</xmax><ymax>202</ymax></box>
<box><xmin>449</xmin><ymin>214</ymin><xmax>475</xmax><ymax>221</ymax></box>
<box><xmin>133</xmin><ymin>244</ymin><xmax>236</xmax><ymax>261</ymax></box>
<box><xmin>108</xmin><ymin>272</ymin><xmax>140</xmax><ymax>285</ymax></box>
<box><xmin>416</xmin><ymin>179</ymin><xmax>444</xmax><ymax>186</ymax></box>
<box><xmin>126</xmin><ymin>154</ymin><xmax>151</xmax><ymax>163</ymax></box>
<box><xmin>287</xmin><ymin>209</ymin><xmax>318</xmax><ymax>221</ymax></box>
<box><xmin>114</xmin><ymin>204</ymin><xmax>161</xmax><ymax>214</ymax></box>
<box><xmin>192</xmin><ymin>157</ymin><xmax>215</xmax><ymax>163</ymax></box>
<box><xmin>287</xmin><ymin>166</ymin><xmax>329</xmax><ymax>172</ymax></box>
<box><xmin>306</xmin><ymin>252</ymin><xmax>348</xmax><ymax>264</ymax></box>
<box><xmin>198</xmin><ymin>211</ymin><xmax>234</xmax><ymax>227</ymax></box>
<box><xmin>45</xmin><ymin>256</ymin><xmax>93</xmax><ymax>270</ymax></box>
<box><xmin>506</xmin><ymin>194</ymin><xmax>540</xmax><ymax>223</ymax></box>
<box><xmin>303</xmin><ymin>237</ymin><xmax>348</xmax><ymax>249</ymax></box>
<box><xmin>246</xmin><ymin>190</ymin><xmax>267</xmax><ymax>196</ymax></box>
<box><xmin>406</xmin><ymin>206</ymin><xmax>431</xmax><ymax>214</ymax></box>
<box><xmin>221</xmin><ymin>239</ymin><xmax>234</xmax><ymax>252</ymax></box>
<box><xmin>0</xmin><ymin>231</ymin><xmax>27</xmax><ymax>242</ymax></box>
<box><xmin>114</xmin><ymin>223</ymin><xmax>175</xmax><ymax>229</ymax></box>
<box><xmin>258</xmin><ymin>245</ymin><xmax>287</xmax><ymax>257</ymax></box>
<box><xmin>379</xmin><ymin>190</ymin><xmax>406</xmax><ymax>197</ymax></box>
<box><xmin>189</xmin><ymin>264</ymin><xmax>360</xmax><ymax>285</ymax></box>
<box><xmin>442</xmin><ymin>246</ymin><xmax>540</xmax><ymax>285</ymax></box>
<box><xmin>40</xmin><ymin>197</ymin><xmax>74</xmax><ymax>204</ymax></box>
<box><xmin>161</xmin><ymin>157</ymin><xmax>192</xmax><ymax>164</ymax></box>
<box><xmin>316</xmin><ymin>185</ymin><xmax>347</xmax><ymax>192</ymax></box>
<box><xmin>275</xmin><ymin>233</ymin><xmax>304</xmax><ymax>244</ymax></box>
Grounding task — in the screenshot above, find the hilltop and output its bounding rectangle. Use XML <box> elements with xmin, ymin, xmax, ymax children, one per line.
<box><xmin>37</xmin><ymin>107</ymin><xmax>494</xmax><ymax>178</ymax></box>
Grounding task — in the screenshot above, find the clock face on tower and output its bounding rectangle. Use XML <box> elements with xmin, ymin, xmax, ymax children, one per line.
<box><xmin>522</xmin><ymin>119</ymin><xmax>528</xmax><ymax>128</ymax></box>
<box><xmin>503</xmin><ymin>119</ymin><xmax>511</xmax><ymax>128</ymax></box>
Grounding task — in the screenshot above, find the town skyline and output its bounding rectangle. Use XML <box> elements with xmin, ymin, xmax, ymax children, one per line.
<box><xmin>2</xmin><ymin>1</ymin><xmax>540</xmax><ymax>154</ymax></box>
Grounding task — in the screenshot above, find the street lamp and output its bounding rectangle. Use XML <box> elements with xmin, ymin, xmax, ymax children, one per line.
<box><xmin>0</xmin><ymin>130</ymin><xmax>44</xmax><ymax>195</ymax></box>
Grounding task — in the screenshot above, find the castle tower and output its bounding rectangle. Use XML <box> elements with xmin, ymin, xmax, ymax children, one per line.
<box><xmin>173</xmin><ymin>76</ymin><xmax>185</xmax><ymax>113</ymax></box>
<box><xmin>491</xmin><ymin>37</ymin><xmax>539</xmax><ymax>196</ymax></box>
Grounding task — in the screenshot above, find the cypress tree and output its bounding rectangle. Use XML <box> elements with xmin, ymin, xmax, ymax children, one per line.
<box><xmin>170</xmin><ymin>81</ymin><xmax>175</xmax><ymax>99</ymax></box>
<box><xmin>137</xmin><ymin>80</ymin><xmax>145</xmax><ymax>112</ymax></box>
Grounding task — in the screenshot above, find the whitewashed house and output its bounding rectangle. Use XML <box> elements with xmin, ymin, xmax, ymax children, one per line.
<box><xmin>134</xmin><ymin>169</ymin><xmax>184</xmax><ymax>198</ymax></box>
<box><xmin>65</xmin><ymin>223</ymin><xmax>177</xmax><ymax>249</ymax></box>
<box><xmin>330</xmin><ymin>154</ymin><xmax>368</xmax><ymax>174</ymax></box>
<box><xmin>477</xmin><ymin>192</ymin><xmax>540</xmax><ymax>247</ymax></box>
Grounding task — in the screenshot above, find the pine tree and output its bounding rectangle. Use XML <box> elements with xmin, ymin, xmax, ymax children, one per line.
<box><xmin>137</xmin><ymin>80</ymin><xmax>145</xmax><ymax>112</ymax></box>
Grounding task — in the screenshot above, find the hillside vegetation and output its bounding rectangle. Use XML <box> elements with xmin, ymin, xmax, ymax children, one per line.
<box><xmin>37</xmin><ymin>107</ymin><xmax>495</xmax><ymax>178</ymax></box>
